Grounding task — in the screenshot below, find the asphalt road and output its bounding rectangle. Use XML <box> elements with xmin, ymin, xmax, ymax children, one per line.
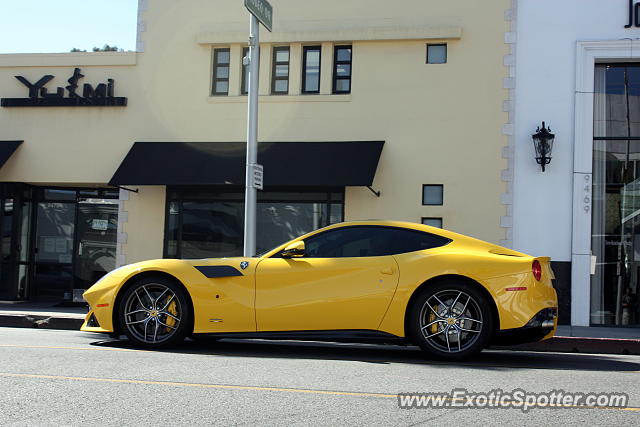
<box><xmin>0</xmin><ymin>328</ymin><xmax>638</xmax><ymax>426</ymax></box>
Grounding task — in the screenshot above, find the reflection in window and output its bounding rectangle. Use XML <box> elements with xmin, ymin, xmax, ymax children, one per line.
<box><xmin>333</xmin><ymin>45</ymin><xmax>352</xmax><ymax>94</ymax></box>
<box><xmin>422</xmin><ymin>217</ymin><xmax>443</xmax><ymax>228</ymax></box>
<box><xmin>1</xmin><ymin>199</ymin><xmax>13</xmax><ymax>261</ymax></box>
<box><xmin>241</xmin><ymin>47</ymin><xmax>249</xmax><ymax>95</ymax></box>
<box><xmin>165</xmin><ymin>189</ymin><xmax>344</xmax><ymax>259</ymax></box>
<box><xmin>181</xmin><ymin>201</ymin><xmax>244</xmax><ymax>259</ymax></box>
<box><xmin>592</xmin><ymin>63</ymin><xmax>640</xmax><ymax>326</ymax></box>
<box><xmin>427</xmin><ymin>44</ymin><xmax>447</xmax><ymax>64</ymax></box>
<box><xmin>271</xmin><ymin>46</ymin><xmax>290</xmax><ymax>94</ymax></box>
<box><xmin>422</xmin><ymin>184</ymin><xmax>444</xmax><ymax>205</ymax></box>
<box><xmin>302</xmin><ymin>46</ymin><xmax>321</xmax><ymax>94</ymax></box>
<box><xmin>212</xmin><ymin>48</ymin><xmax>230</xmax><ymax>96</ymax></box>
<box><xmin>304</xmin><ymin>226</ymin><xmax>450</xmax><ymax>258</ymax></box>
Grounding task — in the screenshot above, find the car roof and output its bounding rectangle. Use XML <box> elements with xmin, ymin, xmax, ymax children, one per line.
<box><xmin>260</xmin><ymin>220</ymin><xmax>529</xmax><ymax>259</ymax></box>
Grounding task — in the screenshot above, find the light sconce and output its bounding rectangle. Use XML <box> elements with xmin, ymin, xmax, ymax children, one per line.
<box><xmin>532</xmin><ymin>121</ymin><xmax>555</xmax><ymax>172</ymax></box>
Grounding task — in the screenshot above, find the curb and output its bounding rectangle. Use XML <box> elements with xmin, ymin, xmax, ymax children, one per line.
<box><xmin>0</xmin><ymin>314</ymin><xmax>638</xmax><ymax>355</ymax></box>
<box><xmin>0</xmin><ymin>314</ymin><xmax>84</xmax><ymax>331</ymax></box>
<box><xmin>493</xmin><ymin>336</ymin><xmax>640</xmax><ymax>356</ymax></box>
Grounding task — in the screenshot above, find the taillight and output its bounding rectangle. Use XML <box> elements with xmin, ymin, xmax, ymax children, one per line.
<box><xmin>532</xmin><ymin>260</ymin><xmax>542</xmax><ymax>281</ymax></box>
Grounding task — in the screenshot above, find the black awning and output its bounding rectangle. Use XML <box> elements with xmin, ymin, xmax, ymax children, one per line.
<box><xmin>0</xmin><ymin>141</ymin><xmax>22</xmax><ymax>168</ymax></box>
<box><xmin>109</xmin><ymin>141</ymin><xmax>384</xmax><ymax>187</ymax></box>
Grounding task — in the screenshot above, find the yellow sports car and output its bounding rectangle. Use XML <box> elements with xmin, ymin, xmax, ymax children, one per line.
<box><xmin>81</xmin><ymin>221</ymin><xmax>557</xmax><ymax>360</ymax></box>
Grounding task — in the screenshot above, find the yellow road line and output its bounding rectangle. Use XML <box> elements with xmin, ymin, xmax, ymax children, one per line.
<box><xmin>0</xmin><ymin>372</ymin><xmax>638</xmax><ymax>412</ymax></box>
<box><xmin>0</xmin><ymin>343</ymin><xmax>147</xmax><ymax>353</ymax></box>
<box><xmin>0</xmin><ymin>372</ymin><xmax>394</xmax><ymax>398</ymax></box>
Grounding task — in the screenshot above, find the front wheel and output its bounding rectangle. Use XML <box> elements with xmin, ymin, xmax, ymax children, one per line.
<box><xmin>118</xmin><ymin>276</ymin><xmax>191</xmax><ymax>348</ymax></box>
<box><xmin>408</xmin><ymin>280</ymin><xmax>494</xmax><ymax>360</ymax></box>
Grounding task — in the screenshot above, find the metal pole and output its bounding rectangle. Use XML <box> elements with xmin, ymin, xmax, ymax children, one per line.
<box><xmin>243</xmin><ymin>15</ymin><xmax>260</xmax><ymax>257</ymax></box>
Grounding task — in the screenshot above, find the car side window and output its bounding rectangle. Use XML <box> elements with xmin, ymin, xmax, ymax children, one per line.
<box><xmin>304</xmin><ymin>226</ymin><xmax>450</xmax><ymax>258</ymax></box>
<box><xmin>305</xmin><ymin>227</ymin><xmax>393</xmax><ymax>257</ymax></box>
<box><xmin>393</xmin><ymin>228</ymin><xmax>451</xmax><ymax>253</ymax></box>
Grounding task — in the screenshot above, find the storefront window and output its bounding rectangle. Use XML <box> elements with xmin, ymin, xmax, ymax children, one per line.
<box><xmin>591</xmin><ymin>64</ymin><xmax>640</xmax><ymax>326</ymax></box>
<box><xmin>165</xmin><ymin>188</ymin><xmax>344</xmax><ymax>258</ymax></box>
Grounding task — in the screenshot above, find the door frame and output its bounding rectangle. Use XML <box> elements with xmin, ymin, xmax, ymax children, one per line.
<box><xmin>25</xmin><ymin>186</ymin><xmax>119</xmax><ymax>301</ymax></box>
<box><xmin>572</xmin><ymin>40</ymin><xmax>640</xmax><ymax>326</ymax></box>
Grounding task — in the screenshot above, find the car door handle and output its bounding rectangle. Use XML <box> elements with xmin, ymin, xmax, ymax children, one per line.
<box><xmin>380</xmin><ymin>267</ymin><xmax>395</xmax><ymax>275</ymax></box>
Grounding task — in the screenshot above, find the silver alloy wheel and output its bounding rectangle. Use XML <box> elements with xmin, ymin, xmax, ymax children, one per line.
<box><xmin>419</xmin><ymin>290</ymin><xmax>483</xmax><ymax>353</ymax></box>
<box><xmin>123</xmin><ymin>283</ymin><xmax>182</xmax><ymax>344</ymax></box>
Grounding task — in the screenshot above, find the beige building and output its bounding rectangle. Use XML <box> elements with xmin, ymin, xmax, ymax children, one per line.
<box><xmin>0</xmin><ymin>0</ymin><xmax>512</xmax><ymax>302</ymax></box>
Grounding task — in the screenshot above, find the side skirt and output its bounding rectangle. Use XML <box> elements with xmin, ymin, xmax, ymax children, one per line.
<box><xmin>192</xmin><ymin>329</ymin><xmax>407</xmax><ymax>345</ymax></box>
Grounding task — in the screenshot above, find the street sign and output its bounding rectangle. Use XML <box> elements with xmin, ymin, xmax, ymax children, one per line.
<box><xmin>244</xmin><ymin>0</ymin><xmax>273</xmax><ymax>32</ymax></box>
<box><xmin>252</xmin><ymin>163</ymin><xmax>264</xmax><ymax>190</ymax></box>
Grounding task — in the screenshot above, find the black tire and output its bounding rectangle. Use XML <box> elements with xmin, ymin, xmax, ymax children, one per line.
<box><xmin>408</xmin><ymin>280</ymin><xmax>494</xmax><ymax>360</ymax></box>
<box><xmin>118</xmin><ymin>275</ymin><xmax>192</xmax><ymax>348</ymax></box>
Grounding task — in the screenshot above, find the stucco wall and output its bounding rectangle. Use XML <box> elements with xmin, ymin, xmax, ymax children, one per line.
<box><xmin>118</xmin><ymin>186</ymin><xmax>166</xmax><ymax>265</ymax></box>
<box><xmin>0</xmin><ymin>0</ymin><xmax>511</xmax><ymax>264</ymax></box>
<box><xmin>513</xmin><ymin>0</ymin><xmax>640</xmax><ymax>260</ymax></box>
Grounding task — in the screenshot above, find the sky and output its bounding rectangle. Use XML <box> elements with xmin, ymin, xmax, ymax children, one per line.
<box><xmin>0</xmin><ymin>0</ymin><xmax>138</xmax><ymax>53</ymax></box>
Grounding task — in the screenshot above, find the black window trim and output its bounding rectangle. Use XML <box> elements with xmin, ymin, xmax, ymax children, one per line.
<box><xmin>426</xmin><ymin>43</ymin><xmax>447</xmax><ymax>64</ymax></box>
<box><xmin>279</xmin><ymin>224</ymin><xmax>452</xmax><ymax>259</ymax></box>
<box><xmin>241</xmin><ymin>46</ymin><xmax>249</xmax><ymax>95</ymax></box>
<box><xmin>421</xmin><ymin>217</ymin><xmax>443</xmax><ymax>228</ymax></box>
<box><xmin>422</xmin><ymin>184</ymin><xmax>444</xmax><ymax>206</ymax></box>
<box><xmin>163</xmin><ymin>186</ymin><xmax>345</xmax><ymax>259</ymax></box>
<box><xmin>332</xmin><ymin>45</ymin><xmax>352</xmax><ymax>94</ymax></box>
<box><xmin>302</xmin><ymin>45</ymin><xmax>322</xmax><ymax>94</ymax></box>
<box><xmin>271</xmin><ymin>46</ymin><xmax>290</xmax><ymax>95</ymax></box>
<box><xmin>212</xmin><ymin>47</ymin><xmax>231</xmax><ymax>96</ymax></box>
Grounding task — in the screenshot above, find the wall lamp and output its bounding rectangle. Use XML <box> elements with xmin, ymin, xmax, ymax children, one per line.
<box><xmin>532</xmin><ymin>121</ymin><xmax>555</xmax><ymax>172</ymax></box>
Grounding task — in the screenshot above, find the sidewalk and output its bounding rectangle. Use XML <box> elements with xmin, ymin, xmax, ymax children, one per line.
<box><xmin>0</xmin><ymin>301</ymin><xmax>86</xmax><ymax>330</ymax></box>
<box><xmin>499</xmin><ymin>325</ymin><xmax>640</xmax><ymax>355</ymax></box>
<box><xmin>0</xmin><ymin>302</ymin><xmax>638</xmax><ymax>354</ymax></box>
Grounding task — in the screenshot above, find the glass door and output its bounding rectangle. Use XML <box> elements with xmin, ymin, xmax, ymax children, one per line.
<box><xmin>34</xmin><ymin>202</ymin><xmax>75</xmax><ymax>300</ymax></box>
<box><xmin>0</xmin><ymin>197</ymin><xmax>17</xmax><ymax>300</ymax></box>
<box><xmin>74</xmin><ymin>200</ymin><xmax>118</xmax><ymax>290</ymax></box>
<box><xmin>0</xmin><ymin>185</ymin><xmax>34</xmax><ymax>301</ymax></box>
<box><xmin>591</xmin><ymin>63</ymin><xmax>640</xmax><ymax>326</ymax></box>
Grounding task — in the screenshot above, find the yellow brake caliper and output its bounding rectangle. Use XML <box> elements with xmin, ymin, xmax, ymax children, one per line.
<box><xmin>429</xmin><ymin>305</ymin><xmax>439</xmax><ymax>334</ymax></box>
<box><xmin>165</xmin><ymin>299</ymin><xmax>178</xmax><ymax>330</ymax></box>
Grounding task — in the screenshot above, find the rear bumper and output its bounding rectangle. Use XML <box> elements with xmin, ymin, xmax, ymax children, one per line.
<box><xmin>485</xmin><ymin>268</ymin><xmax>558</xmax><ymax>330</ymax></box>
<box><xmin>493</xmin><ymin>307</ymin><xmax>558</xmax><ymax>345</ymax></box>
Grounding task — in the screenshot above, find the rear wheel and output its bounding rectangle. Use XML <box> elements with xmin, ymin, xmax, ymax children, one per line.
<box><xmin>408</xmin><ymin>280</ymin><xmax>494</xmax><ymax>360</ymax></box>
<box><xmin>118</xmin><ymin>276</ymin><xmax>191</xmax><ymax>348</ymax></box>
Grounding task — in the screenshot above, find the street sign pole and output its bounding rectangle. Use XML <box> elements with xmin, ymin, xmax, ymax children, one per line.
<box><xmin>243</xmin><ymin>14</ymin><xmax>260</xmax><ymax>257</ymax></box>
<box><xmin>243</xmin><ymin>0</ymin><xmax>271</xmax><ymax>257</ymax></box>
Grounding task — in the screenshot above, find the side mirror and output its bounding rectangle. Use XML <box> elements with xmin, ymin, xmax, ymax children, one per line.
<box><xmin>282</xmin><ymin>240</ymin><xmax>305</xmax><ymax>258</ymax></box>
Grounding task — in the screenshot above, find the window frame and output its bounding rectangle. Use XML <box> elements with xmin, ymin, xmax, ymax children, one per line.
<box><xmin>271</xmin><ymin>46</ymin><xmax>290</xmax><ymax>95</ymax></box>
<box><xmin>421</xmin><ymin>217</ymin><xmax>443</xmax><ymax>228</ymax></box>
<box><xmin>211</xmin><ymin>48</ymin><xmax>231</xmax><ymax>96</ymax></box>
<box><xmin>298</xmin><ymin>225</ymin><xmax>451</xmax><ymax>259</ymax></box>
<box><xmin>302</xmin><ymin>45</ymin><xmax>322</xmax><ymax>94</ymax></box>
<box><xmin>164</xmin><ymin>187</ymin><xmax>345</xmax><ymax>259</ymax></box>
<box><xmin>426</xmin><ymin>43</ymin><xmax>447</xmax><ymax>64</ymax></box>
<box><xmin>332</xmin><ymin>45</ymin><xmax>352</xmax><ymax>94</ymax></box>
<box><xmin>241</xmin><ymin>46</ymin><xmax>249</xmax><ymax>95</ymax></box>
<box><xmin>422</xmin><ymin>184</ymin><xmax>444</xmax><ymax>206</ymax></box>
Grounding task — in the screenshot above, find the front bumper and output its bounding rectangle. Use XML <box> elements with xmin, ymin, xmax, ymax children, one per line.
<box><xmin>81</xmin><ymin>310</ymin><xmax>111</xmax><ymax>333</ymax></box>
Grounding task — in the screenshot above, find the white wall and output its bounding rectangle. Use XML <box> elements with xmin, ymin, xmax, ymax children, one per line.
<box><xmin>513</xmin><ymin>0</ymin><xmax>640</xmax><ymax>260</ymax></box>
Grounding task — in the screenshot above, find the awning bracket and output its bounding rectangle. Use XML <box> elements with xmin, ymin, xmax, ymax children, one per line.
<box><xmin>116</xmin><ymin>186</ymin><xmax>139</xmax><ymax>194</ymax></box>
<box><xmin>367</xmin><ymin>186</ymin><xmax>381</xmax><ymax>197</ymax></box>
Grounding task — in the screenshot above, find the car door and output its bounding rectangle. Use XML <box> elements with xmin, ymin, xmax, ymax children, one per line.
<box><xmin>255</xmin><ymin>226</ymin><xmax>400</xmax><ymax>332</ymax></box>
